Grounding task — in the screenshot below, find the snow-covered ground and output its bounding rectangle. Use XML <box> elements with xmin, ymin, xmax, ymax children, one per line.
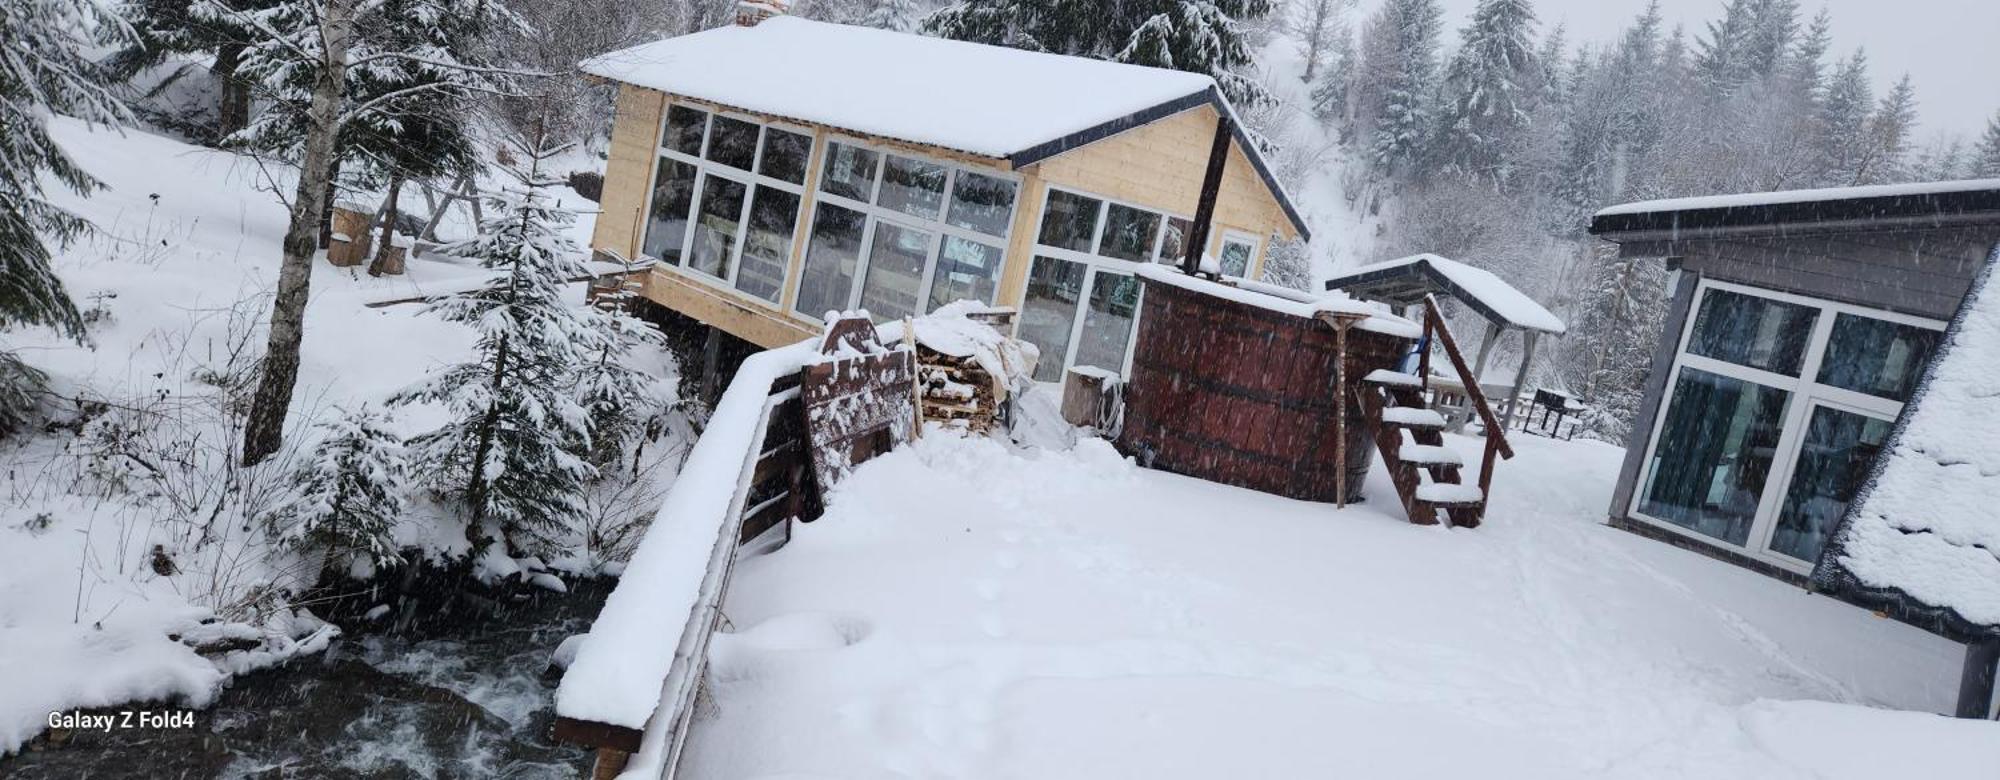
<box><xmin>686</xmin><ymin>424</ymin><xmax>1992</xmax><ymax>778</ymax></box>
<box><xmin>0</xmin><ymin>118</ymin><xmax>622</xmax><ymax>754</ymax></box>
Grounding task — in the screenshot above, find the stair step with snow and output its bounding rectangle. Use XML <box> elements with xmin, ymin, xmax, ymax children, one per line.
<box><xmin>1415</xmin><ymin>482</ymin><xmax>1484</xmax><ymax>507</ymax></box>
<box><xmin>1396</xmin><ymin>444</ymin><xmax>1463</xmax><ymax>466</ymax></box>
<box><xmin>1380</xmin><ymin>406</ymin><xmax>1447</xmax><ymax>431</ymax></box>
<box><xmin>1362</xmin><ymin>369</ymin><xmax>1424</xmax><ymax>388</ymax></box>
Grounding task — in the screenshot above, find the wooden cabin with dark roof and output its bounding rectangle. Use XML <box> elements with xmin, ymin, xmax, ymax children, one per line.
<box><xmin>580</xmin><ymin>10</ymin><xmax>1308</xmax><ymax>384</ymax></box>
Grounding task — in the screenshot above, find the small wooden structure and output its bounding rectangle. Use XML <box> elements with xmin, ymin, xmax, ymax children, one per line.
<box><xmin>799</xmin><ymin>315</ymin><xmax>917</xmax><ymax>489</ymax></box>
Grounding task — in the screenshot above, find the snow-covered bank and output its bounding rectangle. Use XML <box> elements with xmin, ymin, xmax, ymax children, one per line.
<box><xmin>684</xmin><ymin>429</ymin><xmax>1985</xmax><ymax>778</ymax></box>
<box><xmin>0</xmin><ymin>117</ymin><xmax>626</xmax><ymax>754</ymax></box>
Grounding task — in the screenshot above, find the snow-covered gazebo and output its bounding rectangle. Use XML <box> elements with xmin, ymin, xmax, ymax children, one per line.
<box><xmin>1324</xmin><ymin>253</ymin><xmax>1567</xmax><ymax>428</ymax></box>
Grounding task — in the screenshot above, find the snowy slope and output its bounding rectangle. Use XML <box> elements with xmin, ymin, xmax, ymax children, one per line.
<box><xmin>0</xmin><ymin>118</ymin><xmax>608</xmax><ymax>753</ymax></box>
<box><xmin>680</xmin><ymin>430</ymin><xmax>1983</xmax><ymax>778</ymax></box>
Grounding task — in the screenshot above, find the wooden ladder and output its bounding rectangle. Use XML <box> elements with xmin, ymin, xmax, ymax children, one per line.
<box><xmin>1356</xmin><ymin>295</ymin><xmax>1515</xmax><ymax>527</ymax></box>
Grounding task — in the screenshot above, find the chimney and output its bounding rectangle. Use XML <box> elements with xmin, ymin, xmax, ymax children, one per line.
<box><xmin>735</xmin><ymin>0</ymin><xmax>789</xmax><ymax>26</ymax></box>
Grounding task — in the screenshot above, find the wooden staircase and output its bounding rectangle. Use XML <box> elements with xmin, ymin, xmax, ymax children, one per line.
<box><xmin>1356</xmin><ymin>295</ymin><xmax>1514</xmax><ymax>528</ymax></box>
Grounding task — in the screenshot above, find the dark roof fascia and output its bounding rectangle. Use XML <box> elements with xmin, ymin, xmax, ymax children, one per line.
<box><xmin>1809</xmin><ymin>251</ymin><xmax>2000</xmax><ymax>645</ymax></box>
<box><xmin>1589</xmin><ymin>187</ymin><xmax>2000</xmax><ymax>240</ymax></box>
<box><xmin>1008</xmin><ymin>86</ymin><xmax>1313</xmax><ymax>242</ymax></box>
<box><xmin>1324</xmin><ymin>259</ymin><xmax>1555</xmax><ymax>334</ymax></box>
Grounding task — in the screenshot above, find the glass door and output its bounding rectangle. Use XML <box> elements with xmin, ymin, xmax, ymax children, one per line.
<box><xmin>1759</xmin><ymin>402</ymin><xmax>1894</xmax><ymax>563</ymax></box>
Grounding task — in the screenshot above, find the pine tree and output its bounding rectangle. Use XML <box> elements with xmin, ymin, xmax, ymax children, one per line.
<box><xmin>1852</xmin><ymin>74</ymin><xmax>1917</xmax><ymax>185</ymax></box>
<box><xmin>1692</xmin><ymin>0</ymin><xmax>1793</xmax><ymax>100</ymax></box>
<box><xmin>393</xmin><ymin>132</ymin><xmax>612</xmax><ymax>556</ymax></box>
<box><xmin>2</xmin><ymin>0</ymin><xmax>130</xmax><ymax>434</ymax></box>
<box><xmin>1811</xmin><ymin>49</ymin><xmax>1873</xmax><ymax>185</ymax></box>
<box><xmin>1533</xmin><ymin>21</ymin><xmax>1567</xmax><ymax>99</ymax></box>
<box><xmin>1784</xmin><ymin>8</ymin><xmax>1830</xmax><ymax>103</ymax></box>
<box><xmin>861</xmin><ymin>0</ymin><xmax>921</xmax><ymax>31</ymax></box>
<box><xmin>1975</xmin><ymin>111</ymin><xmax>2000</xmax><ymax>178</ymax></box>
<box><xmin>110</xmin><ymin>0</ymin><xmax>278</xmax><ymax>142</ymax></box>
<box><xmin>573</xmin><ymin>279</ymin><xmax>673</xmax><ymax>473</ymax></box>
<box><xmin>1359</xmin><ymin>0</ymin><xmax>1443</xmax><ymax>172</ymax></box>
<box><xmin>267</xmin><ymin>406</ymin><xmax>409</xmax><ymax>572</ymax></box>
<box><xmin>1293</xmin><ymin>0</ymin><xmax>1356</xmax><ymax>83</ymax></box>
<box><xmin>1431</xmin><ymin>0</ymin><xmax>1540</xmax><ymax>186</ymax></box>
<box><xmin>924</xmin><ymin>0</ymin><xmax>1276</xmax><ymax>105</ymax></box>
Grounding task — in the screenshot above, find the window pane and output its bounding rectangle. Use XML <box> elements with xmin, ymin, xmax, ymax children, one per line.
<box><xmin>947</xmin><ymin>171</ymin><xmax>1017</xmax><ymax>236</ymax></box>
<box><xmin>664</xmin><ymin>105</ymin><xmax>706</xmax><ymax>156</ymax></box>
<box><xmin>1686</xmin><ymin>288</ymin><xmax>1818</xmax><ymax>376</ymax></box>
<box><xmin>704</xmin><ymin>115</ymin><xmax>759</xmax><ymax>170</ymax></box>
<box><xmin>858</xmin><ymin>222</ymin><xmax>932</xmax><ymax>321</ymax></box>
<box><xmin>819</xmin><ymin>142</ymin><xmax>878</xmax><ymax>202</ymax></box>
<box><xmin>1219</xmin><ymin>239</ymin><xmax>1254</xmax><ymax>277</ymax></box>
<box><xmin>1020</xmin><ymin>255</ymin><xmax>1087</xmax><ymax>382</ymax></box>
<box><xmin>1769</xmin><ymin>406</ymin><xmax>1894</xmax><ymax>562</ymax></box>
<box><xmin>1638</xmin><ymin>367</ymin><xmax>1791</xmax><ymax>546</ymax></box>
<box><xmin>928</xmin><ymin>236</ymin><xmax>1002</xmax><ymax>311</ymax></box>
<box><xmin>1099</xmin><ymin>204</ymin><xmax>1161</xmax><ymax>263</ymax></box>
<box><xmin>1074</xmin><ymin>271</ymin><xmax>1141</xmax><ymax>374</ymax></box>
<box><xmin>879</xmin><ymin>155</ymin><xmax>947</xmax><ymax>218</ymax></box>
<box><xmin>796</xmin><ymin>203</ymin><xmax>865</xmax><ymax>318</ymax></box>
<box><xmin>1037</xmin><ymin>190</ymin><xmax>1101</xmax><ymax>253</ymax></box>
<box><xmin>1815</xmin><ymin>313</ymin><xmax>1940</xmax><ymax>402</ymax></box>
<box><xmin>641</xmin><ymin>157</ymin><xmax>697</xmax><ymax>264</ymax></box>
<box><xmin>758</xmin><ymin>127</ymin><xmax>812</xmax><ymax>184</ymax></box>
<box><xmin>689</xmin><ymin>175</ymin><xmax>748</xmax><ymax>280</ymax></box>
<box><xmin>737</xmin><ymin>186</ymin><xmax>800</xmax><ymax>302</ymax></box>
<box><xmin>1157</xmin><ymin>217</ymin><xmax>1191</xmax><ymax>263</ymax></box>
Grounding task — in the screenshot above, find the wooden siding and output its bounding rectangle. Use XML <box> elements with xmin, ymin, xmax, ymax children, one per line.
<box><xmin>593</xmin><ymin>85</ymin><xmax>666</xmax><ymax>260</ymax></box>
<box><xmin>642</xmin><ymin>269</ymin><xmax>816</xmax><ymax>349</ymax></box>
<box><xmin>1627</xmin><ymin>226</ymin><xmax>2000</xmax><ymax>321</ymax></box>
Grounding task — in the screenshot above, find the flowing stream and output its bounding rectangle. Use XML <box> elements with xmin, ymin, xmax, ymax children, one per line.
<box><xmin>3</xmin><ymin>580</ymin><xmax>606</xmax><ymax>779</ymax></box>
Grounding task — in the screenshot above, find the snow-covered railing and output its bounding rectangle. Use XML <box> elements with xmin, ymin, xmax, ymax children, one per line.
<box><xmin>552</xmin><ymin>340</ymin><xmax>818</xmax><ymax>778</ymax></box>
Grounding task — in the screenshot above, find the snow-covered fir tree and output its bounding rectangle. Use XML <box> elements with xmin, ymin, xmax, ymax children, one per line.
<box><xmin>924</xmin><ymin>0</ymin><xmax>1275</xmax><ymax>105</ymax></box>
<box><xmin>0</xmin><ymin>0</ymin><xmax>129</xmax><ymax>434</ymax></box>
<box><xmin>266</xmin><ymin>406</ymin><xmax>409</xmax><ymax>574</ymax></box>
<box><xmin>111</xmin><ymin>0</ymin><xmax>277</xmax><ymax>141</ymax></box>
<box><xmin>1975</xmin><ymin>111</ymin><xmax>2000</xmax><ymax>178</ymax></box>
<box><xmin>861</xmin><ymin>0</ymin><xmax>922</xmax><ymax>31</ymax></box>
<box><xmin>1356</xmin><ymin>0</ymin><xmax>1443</xmax><ymax>172</ymax></box>
<box><xmin>393</xmin><ymin>133</ymin><xmax>621</xmax><ymax>557</ymax></box>
<box><xmin>1810</xmin><ymin>50</ymin><xmax>1873</xmax><ymax>185</ymax></box>
<box><xmin>573</xmin><ymin>278</ymin><xmax>673</xmax><ymax>474</ymax></box>
<box><xmin>1852</xmin><ymin>74</ymin><xmax>1918</xmax><ymax>186</ymax></box>
<box><xmin>1430</xmin><ymin>0</ymin><xmax>1540</xmax><ymax>186</ymax></box>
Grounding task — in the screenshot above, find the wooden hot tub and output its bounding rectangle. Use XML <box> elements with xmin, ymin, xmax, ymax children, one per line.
<box><xmin>1117</xmin><ymin>267</ymin><xmax>1418</xmax><ymax>503</ymax></box>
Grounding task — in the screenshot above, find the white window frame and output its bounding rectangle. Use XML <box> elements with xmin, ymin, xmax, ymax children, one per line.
<box><xmin>638</xmin><ymin>102</ymin><xmax>814</xmax><ymax>307</ymax></box>
<box><xmin>1217</xmin><ymin>230</ymin><xmax>1261</xmax><ymax>279</ymax></box>
<box><xmin>1627</xmin><ymin>277</ymin><xmax>1945</xmax><ymax>573</ymax></box>
<box><xmin>792</xmin><ymin>135</ymin><xmax>1022</xmax><ymax>323</ymax></box>
<box><xmin>1024</xmin><ymin>186</ymin><xmax>1193</xmax><ymax>380</ymax></box>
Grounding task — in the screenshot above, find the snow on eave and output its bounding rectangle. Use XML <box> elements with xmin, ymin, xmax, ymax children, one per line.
<box><xmin>1813</xmin><ymin>247</ymin><xmax>2000</xmax><ymax>639</ymax></box>
<box><xmin>1134</xmin><ymin>263</ymin><xmax>1420</xmax><ymax>338</ymax></box>
<box><xmin>578</xmin><ymin>17</ymin><xmax>1216</xmax><ymax>162</ymax></box>
<box><xmin>1595</xmin><ymin>178</ymin><xmax>2000</xmax><ymax>219</ymax></box>
<box><xmin>1327</xmin><ymin>253</ymin><xmax>1567</xmax><ymax>335</ymax></box>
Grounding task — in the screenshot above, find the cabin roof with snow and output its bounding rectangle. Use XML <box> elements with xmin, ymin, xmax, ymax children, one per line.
<box><xmin>1590</xmin><ymin>178</ymin><xmax>2000</xmax><ymax>238</ymax></box>
<box><xmin>580</xmin><ymin>16</ymin><xmax>1308</xmax><ymax>237</ymax></box>
<box><xmin>1813</xmin><ymin>249</ymin><xmax>2000</xmax><ymax>643</ymax></box>
<box><xmin>1323</xmin><ymin>253</ymin><xmax>1567</xmax><ymax>335</ymax></box>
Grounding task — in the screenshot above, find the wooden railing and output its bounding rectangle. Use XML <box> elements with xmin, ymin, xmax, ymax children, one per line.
<box><xmin>1417</xmin><ymin>294</ymin><xmax>1515</xmax><ymax>505</ymax></box>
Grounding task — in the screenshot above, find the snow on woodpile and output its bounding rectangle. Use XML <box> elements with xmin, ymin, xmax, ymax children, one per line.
<box><xmin>912</xmin><ymin>300</ymin><xmax>1037</xmax><ymax>392</ymax></box>
<box><xmin>1133</xmin><ymin>263</ymin><xmax>1420</xmax><ymax>338</ymax></box>
<box><xmin>1817</xmin><ymin>250</ymin><xmax>2000</xmax><ymax>632</ymax></box>
<box><xmin>580</xmin><ymin>16</ymin><xmax>1214</xmax><ymax>159</ymax></box>
<box><xmin>1327</xmin><ymin>253</ymin><xmax>1567</xmax><ymax>334</ymax></box>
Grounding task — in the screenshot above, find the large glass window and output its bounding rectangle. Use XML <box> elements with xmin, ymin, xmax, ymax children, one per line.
<box><xmin>794</xmin><ymin>140</ymin><xmax>1016</xmax><ymax>320</ymax></box>
<box><xmin>1021</xmin><ymin>256</ymin><xmax>1087</xmax><ymax>382</ymax></box>
<box><xmin>642</xmin><ymin>105</ymin><xmax>808</xmax><ymax>305</ymax></box>
<box><xmin>1815</xmin><ymin>313</ymin><xmax>1941</xmax><ymax>402</ymax></box>
<box><xmin>1768</xmin><ymin>406</ymin><xmax>1893</xmax><ymax>562</ymax></box>
<box><xmin>1639</xmin><ymin>368</ymin><xmax>1792</xmax><ymax>546</ymax></box>
<box><xmin>1686</xmin><ymin>288</ymin><xmax>1818</xmax><ymax>376</ymax></box>
<box><xmin>1632</xmin><ymin>281</ymin><xmax>1946</xmax><ymax>572</ymax></box>
<box><xmin>1074</xmin><ymin>272</ymin><xmax>1140</xmax><ymax>374</ymax></box>
<box><xmin>1038</xmin><ymin>190</ymin><xmax>1101</xmax><ymax>253</ymax></box>
<box><xmin>1099</xmin><ymin>204</ymin><xmax>1160</xmax><ymax>263</ymax></box>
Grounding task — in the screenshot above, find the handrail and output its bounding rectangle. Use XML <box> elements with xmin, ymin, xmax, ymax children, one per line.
<box><xmin>1421</xmin><ymin>295</ymin><xmax>1513</xmax><ymax>461</ymax></box>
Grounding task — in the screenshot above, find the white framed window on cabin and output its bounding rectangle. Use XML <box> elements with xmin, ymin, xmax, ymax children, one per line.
<box><xmin>1217</xmin><ymin>231</ymin><xmax>1260</xmax><ymax>278</ymax></box>
<box><xmin>791</xmin><ymin>138</ymin><xmax>1021</xmax><ymax>323</ymax></box>
<box><xmin>1019</xmin><ymin>186</ymin><xmax>1206</xmax><ymax>383</ymax></box>
<box><xmin>638</xmin><ymin>103</ymin><xmax>812</xmax><ymax>304</ymax></box>
<box><xmin>1627</xmin><ymin>278</ymin><xmax>1945</xmax><ymax>573</ymax></box>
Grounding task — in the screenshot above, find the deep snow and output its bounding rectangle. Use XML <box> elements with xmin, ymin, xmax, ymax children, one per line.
<box><xmin>682</xmin><ymin>426</ymin><xmax>1989</xmax><ymax>778</ymax></box>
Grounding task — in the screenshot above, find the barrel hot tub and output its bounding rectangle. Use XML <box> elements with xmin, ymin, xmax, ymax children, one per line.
<box><xmin>1118</xmin><ymin>266</ymin><xmax>1419</xmax><ymax>503</ymax></box>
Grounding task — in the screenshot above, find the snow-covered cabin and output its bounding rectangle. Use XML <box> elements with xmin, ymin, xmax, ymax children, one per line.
<box><xmin>1591</xmin><ymin>180</ymin><xmax>2000</xmax><ymax>717</ymax></box>
<box><xmin>579</xmin><ymin>11</ymin><xmax>1307</xmax><ymax>383</ymax></box>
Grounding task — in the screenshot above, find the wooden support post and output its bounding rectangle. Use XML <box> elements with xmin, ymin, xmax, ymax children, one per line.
<box><xmin>1504</xmin><ymin>331</ymin><xmax>1540</xmax><ymax>431</ymax></box>
<box><xmin>1957</xmin><ymin>640</ymin><xmax>2000</xmax><ymax>719</ymax></box>
<box><xmin>1418</xmin><ymin>303</ymin><xmax>1433</xmax><ymax>393</ymax></box>
<box><xmin>591</xmin><ymin>747</ymin><xmax>631</xmax><ymax>780</ymax></box>
<box><xmin>1181</xmin><ymin>112</ymin><xmax>1234</xmax><ymax>276</ymax></box>
<box><xmin>1335</xmin><ymin>317</ymin><xmax>1351</xmax><ymax>508</ymax></box>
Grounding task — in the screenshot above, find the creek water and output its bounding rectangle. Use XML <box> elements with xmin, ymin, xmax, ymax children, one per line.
<box><xmin>2</xmin><ymin>580</ymin><xmax>607</xmax><ymax>779</ymax></box>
